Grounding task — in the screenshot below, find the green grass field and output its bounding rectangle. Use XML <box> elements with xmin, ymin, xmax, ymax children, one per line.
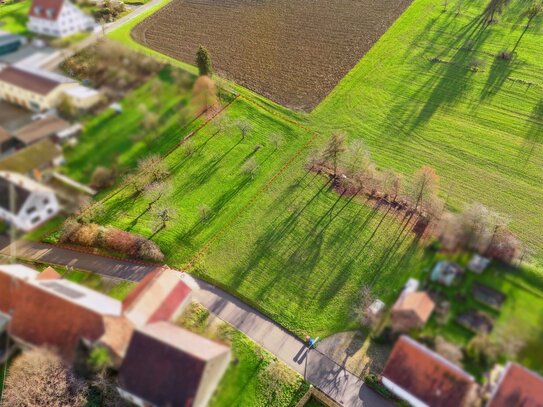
<box><xmin>313</xmin><ymin>0</ymin><xmax>543</xmax><ymax>262</ymax></box>
<box><xmin>90</xmin><ymin>93</ymin><xmax>435</xmax><ymax>337</ymax></box>
<box><xmin>0</xmin><ymin>0</ymin><xmax>30</xmax><ymax>34</ymax></box>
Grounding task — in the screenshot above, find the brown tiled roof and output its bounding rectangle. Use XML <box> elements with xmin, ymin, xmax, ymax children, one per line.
<box><xmin>382</xmin><ymin>336</ymin><xmax>475</xmax><ymax>407</ymax></box>
<box><xmin>123</xmin><ymin>267</ymin><xmax>192</xmax><ymax>327</ymax></box>
<box><xmin>9</xmin><ymin>282</ymin><xmax>108</xmax><ymax>360</ymax></box>
<box><xmin>0</xmin><ymin>138</ymin><xmax>62</xmax><ymax>173</ymax></box>
<box><xmin>119</xmin><ymin>322</ymin><xmax>228</xmax><ymax>407</ymax></box>
<box><xmin>13</xmin><ymin>116</ymin><xmax>71</xmax><ymax>146</ymax></box>
<box><xmin>487</xmin><ymin>363</ymin><xmax>543</xmax><ymax>407</ymax></box>
<box><xmin>99</xmin><ymin>316</ymin><xmax>134</xmax><ymax>360</ymax></box>
<box><xmin>392</xmin><ymin>291</ymin><xmax>435</xmax><ymax>323</ymax></box>
<box><xmin>0</xmin><ymin>66</ymin><xmax>61</xmax><ymax>95</ymax></box>
<box><xmin>37</xmin><ymin>266</ymin><xmax>63</xmax><ymax>280</ymax></box>
<box><xmin>28</xmin><ymin>0</ymin><xmax>64</xmax><ymax>21</ymax></box>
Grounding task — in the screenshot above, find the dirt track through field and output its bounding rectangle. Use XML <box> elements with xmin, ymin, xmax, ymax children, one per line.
<box><xmin>132</xmin><ymin>0</ymin><xmax>412</xmax><ymax>111</ymax></box>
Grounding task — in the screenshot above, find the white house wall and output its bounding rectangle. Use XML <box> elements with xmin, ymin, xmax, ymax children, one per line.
<box><xmin>27</xmin><ymin>1</ymin><xmax>95</xmax><ymax>38</ymax></box>
<box><xmin>0</xmin><ymin>190</ymin><xmax>59</xmax><ymax>231</ymax></box>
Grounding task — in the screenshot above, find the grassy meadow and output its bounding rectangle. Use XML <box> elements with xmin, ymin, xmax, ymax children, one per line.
<box><xmin>313</xmin><ymin>0</ymin><xmax>543</xmax><ymax>262</ymax></box>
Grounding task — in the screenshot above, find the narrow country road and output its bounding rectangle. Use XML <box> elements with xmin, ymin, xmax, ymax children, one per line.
<box><xmin>0</xmin><ymin>237</ymin><xmax>392</xmax><ymax>407</ymax></box>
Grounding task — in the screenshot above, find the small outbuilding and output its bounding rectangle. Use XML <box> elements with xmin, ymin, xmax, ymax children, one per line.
<box><xmin>391</xmin><ymin>280</ymin><xmax>435</xmax><ymax>332</ymax></box>
<box><xmin>431</xmin><ymin>261</ymin><xmax>464</xmax><ymax>286</ymax></box>
<box><xmin>467</xmin><ymin>254</ymin><xmax>490</xmax><ymax>274</ymax></box>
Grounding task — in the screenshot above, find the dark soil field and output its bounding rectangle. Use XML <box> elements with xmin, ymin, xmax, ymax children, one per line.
<box><xmin>131</xmin><ymin>0</ymin><xmax>412</xmax><ymax>111</ymax></box>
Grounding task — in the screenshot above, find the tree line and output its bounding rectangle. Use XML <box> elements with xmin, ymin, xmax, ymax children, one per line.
<box><xmin>312</xmin><ymin>132</ymin><xmax>522</xmax><ymax>265</ymax></box>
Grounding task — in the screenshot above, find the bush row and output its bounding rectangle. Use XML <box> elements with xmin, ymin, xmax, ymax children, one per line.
<box><xmin>60</xmin><ymin>221</ymin><xmax>164</xmax><ymax>262</ymax></box>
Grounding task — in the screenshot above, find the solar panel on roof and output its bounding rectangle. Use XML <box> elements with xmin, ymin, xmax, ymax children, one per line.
<box><xmin>41</xmin><ymin>281</ymin><xmax>85</xmax><ymax>299</ymax></box>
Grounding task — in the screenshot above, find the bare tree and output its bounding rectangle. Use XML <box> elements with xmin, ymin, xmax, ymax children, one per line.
<box><xmin>268</xmin><ymin>133</ymin><xmax>284</xmax><ymax>150</ymax></box>
<box><xmin>236</xmin><ymin>119</ymin><xmax>253</xmax><ymax>140</ymax></box>
<box><xmin>137</xmin><ymin>154</ymin><xmax>169</xmax><ymax>184</ymax></box>
<box><xmin>321</xmin><ymin>131</ymin><xmax>347</xmax><ymax>177</ymax></box>
<box><xmin>512</xmin><ymin>1</ymin><xmax>543</xmax><ymax>53</ymax></box>
<box><xmin>381</xmin><ymin>169</ymin><xmax>402</xmax><ymax>202</ymax></box>
<box><xmin>152</xmin><ymin>205</ymin><xmax>178</xmax><ymax>235</ymax></box>
<box><xmin>408</xmin><ymin>165</ymin><xmax>440</xmax><ymax>214</ymax></box>
<box><xmin>241</xmin><ymin>157</ymin><xmax>258</xmax><ymax>178</ymax></box>
<box><xmin>2</xmin><ymin>348</ymin><xmax>87</xmax><ymax>407</ymax></box>
<box><xmin>198</xmin><ymin>203</ymin><xmax>212</xmax><ymax>221</ymax></box>
<box><xmin>143</xmin><ymin>181</ymin><xmax>172</xmax><ymax>211</ymax></box>
<box><xmin>341</xmin><ymin>139</ymin><xmax>371</xmax><ymax>178</ymax></box>
<box><xmin>353</xmin><ymin>284</ymin><xmax>375</xmax><ymax>327</ymax></box>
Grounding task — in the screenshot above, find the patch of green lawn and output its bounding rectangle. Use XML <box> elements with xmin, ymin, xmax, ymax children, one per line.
<box><xmin>0</xmin><ymin>0</ymin><xmax>30</xmax><ymax>34</ymax></box>
<box><xmin>179</xmin><ymin>302</ymin><xmax>309</xmax><ymax>407</ymax></box>
<box><xmin>312</xmin><ymin>0</ymin><xmax>543</xmax><ymax>260</ymax></box>
<box><xmin>211</xmin><ymin>330</ymin><xmax>308</xmax><ymax>407</ymax></box>
<box><xmin>62</xmin><ymin>69</ymin><xmax>197</xmax><ymax>183</ymax></box>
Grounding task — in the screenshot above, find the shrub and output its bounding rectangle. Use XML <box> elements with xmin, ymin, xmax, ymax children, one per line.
<box><xmin>104</xmin><ymin>228</ymin><xmax>139</xmax><ymax>256</ymax></box>
<box><xmin>91</xmin><ymin>166</ymin><xmax>115</xmax><ymax>190</ymax></box>
<box><xmin>364</xmin><ymin>374</ymin><xmax>395</xmax><ymax>400</ymax></box>
<box><xmin>70</xmin><ymin>223</ymin><xmax>99</xmax><ymax>247</ymax></box>
<box><xmin>137</xmin><ymin>239</ymin><xmax>164</xmax><ymax>262</ymax></box>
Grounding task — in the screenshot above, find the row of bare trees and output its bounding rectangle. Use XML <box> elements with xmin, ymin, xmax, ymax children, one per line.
<box><xmin>313</xmin><ymin>132</ymin><xmax>522</xmax><ymax>264</ymax></box>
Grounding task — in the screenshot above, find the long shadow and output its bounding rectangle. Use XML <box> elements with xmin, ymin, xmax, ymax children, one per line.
<box><xmin>480</xmin><ymin>55</ymin><xmax>521</xmax><ymax>100</ymax></box>
<box><xmin>384</xmin><ymin>12</ymin><xmax>492</xmax><ymax>135</ymax></box>
<box><xmin>518</xmin><ymin>99</ymin><xmax>543</xmax><ymax>165</ymax></box>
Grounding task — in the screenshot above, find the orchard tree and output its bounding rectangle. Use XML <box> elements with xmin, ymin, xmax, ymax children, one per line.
<box><xmin>144</xmin><ymin>181</ymin><xmax>172</xmax><ymax>212</ymax></box>
<box><xmin>152</xmin><ymin>205</ymin><xmax>178</xmax><ymax>235</ymax></box>
<box><xmin>408</xmin><ymin>165</ymin><xmax>439</xmax><ymax>214</ymax></box>
<box><xmin>512</xmin><ymin>1</ymin><xmax>543</xmax><ymax>52</ymax></box>
<box><xmin>196</xmin><ymin>45</ymin><xmax>213</xmax><ymax>76</ymax></box>
<box><xmin>321</xmin><ymin>131</ymin><xmax>347</xmax><ymax>177</ymax></box>
<box><xmin>381</xmin><ymin>169</ymin><xmax>402</xmax><ymax>202</ymax></box>
<box><xmin>236</xmin><ymin>119</ymin><xmax>253</xmax><ymax>140</ymax></box>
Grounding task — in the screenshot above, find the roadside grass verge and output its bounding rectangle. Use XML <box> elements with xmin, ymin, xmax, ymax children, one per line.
<box><xmin>179</xmin><ymin>302</ymin><xmax>309</xmax><ymax>407</ymax></box>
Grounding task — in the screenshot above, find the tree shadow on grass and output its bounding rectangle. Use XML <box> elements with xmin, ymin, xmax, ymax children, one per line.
<box><xmin>384</xmin><ymin>13</ymin><xmax>492</xmax><ymax>136</ymax></box>
<box><xmin>518</xmin><ymin>99</ymin><xmax>543</xmax><ymax>165</ymax></box>
<box><xmin>479</xmin><ymin>55</ymin><xmax>521</xmax><ymax>101</ymax></box>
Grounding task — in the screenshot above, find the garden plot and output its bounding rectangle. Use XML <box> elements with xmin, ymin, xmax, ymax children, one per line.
<box><xmin>131</xmin><ymin>0</ymin><xmax>412</xmax><ymax>111</ymax></box>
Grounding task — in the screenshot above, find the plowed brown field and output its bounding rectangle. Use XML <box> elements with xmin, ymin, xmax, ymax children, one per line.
<box><xmin>132</xmin><ymin>0</ymin><xmax>412</xmax><ymax>111</ymax></box>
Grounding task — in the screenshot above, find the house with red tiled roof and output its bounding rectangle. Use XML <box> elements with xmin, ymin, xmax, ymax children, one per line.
<box><xmin>487</xmin><ymin>362</ymin><xmax>543</xmax><ymax>407</ymax></box>
<box><xmin>27</xmin><ymin>0</ymin><xmax>95</xmax><ymax>38</ymax></box>
<box><xmin>123</xmin><ymin>267</ymin><xmax>193</xmax><ymax>327</ymax></box>
<box><xmin>391</xmin><ymin>278</ymin><xmax>435</xmax><ymax>332</ymax></box>
<box><xmin>118</xmin><ymin>321</ymin><xmax>230</xmax><ymax>407</ymax></box>
<box><xmin>9</xmin><ymin>275</ymin><xmax>122</xmax><ymax>360</ymax></box>
<box><xmin>382</xmin><ymin>335</ymin><xmax>477</xmax><ymax>407</ymax></box>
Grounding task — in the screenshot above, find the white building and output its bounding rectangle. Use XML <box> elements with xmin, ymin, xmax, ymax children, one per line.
<box><xmin>27</xmin><ymin>0</ymin><xmax>96</xmax><ymax>38</ymax></box>
<box><xmin>0</xmin><ymin>171</ymin><xmax>60</xmax><ymax>231</ymax></box>
<box><xmin>0</xmin><ymin>65</ymin><xmax>101</xmax><ymax>112</ymax></box>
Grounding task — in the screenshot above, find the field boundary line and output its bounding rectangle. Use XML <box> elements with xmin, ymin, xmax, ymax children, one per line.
<box><xmin>185</xmin><ymin>97</ymin><xmax>323</xmax><ymax>269</ymax></box>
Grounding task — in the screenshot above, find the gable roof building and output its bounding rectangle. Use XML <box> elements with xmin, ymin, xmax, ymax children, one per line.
<box><xmin>12</xmin><ymin>116</ymin><xmax>71</xmax><ymax>146</ymax></box>
<box><xmin>9</xmin><ymin>277</ymin><xmax>121</xmax><ymax>360</ymax></box>
<box><xmin>382</xmin><ymin>336</ymin><xmax>476</xmax><ymax>407</ymax></box>
<box><xmin>0</xmin><ymin>138</ymin><xmax>64</xmax><ymax>176</ymax></box>
<box><xmin>119</xmin><ymin>321</ymin><xmax>230</xmax><ymax>407</ymax></box>
<box><xmin>391</xmin><ymin>291</ymin><xmax>435</xmax><ymax>332</ymax></box>
<box><xmin>0</xmin><ymin>65</ymin><xmax>100</xmax><ymax>112</ymax></box>
<box><xmin>487</xmin><ymin>363</ymin><xmax>543</xmax><ymax>407</ymax></box>
<box><xmin>123</xmin><ymin>267</ymin><xmax>193</xmax><ymax>327</ymax></box>
<box><xmin>27</xmin><ymin>0</ymin><xmax>96</xmax><ymax>38</ymax></box>
<box><xmin>0</xmin><ymin>171</ymin><xmax>60</xmax><ymax>231</ymax></box>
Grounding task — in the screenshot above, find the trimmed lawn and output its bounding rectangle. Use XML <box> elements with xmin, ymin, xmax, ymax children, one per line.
<box><xmin>312</xmin><ymin>0</ymin><xmax>543</xmax><ymax>260</ymax></box>
<box><xmin>0</xmin><ymin>0</ymin><xmax>30</xmax><ymax>34</ymax></box>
